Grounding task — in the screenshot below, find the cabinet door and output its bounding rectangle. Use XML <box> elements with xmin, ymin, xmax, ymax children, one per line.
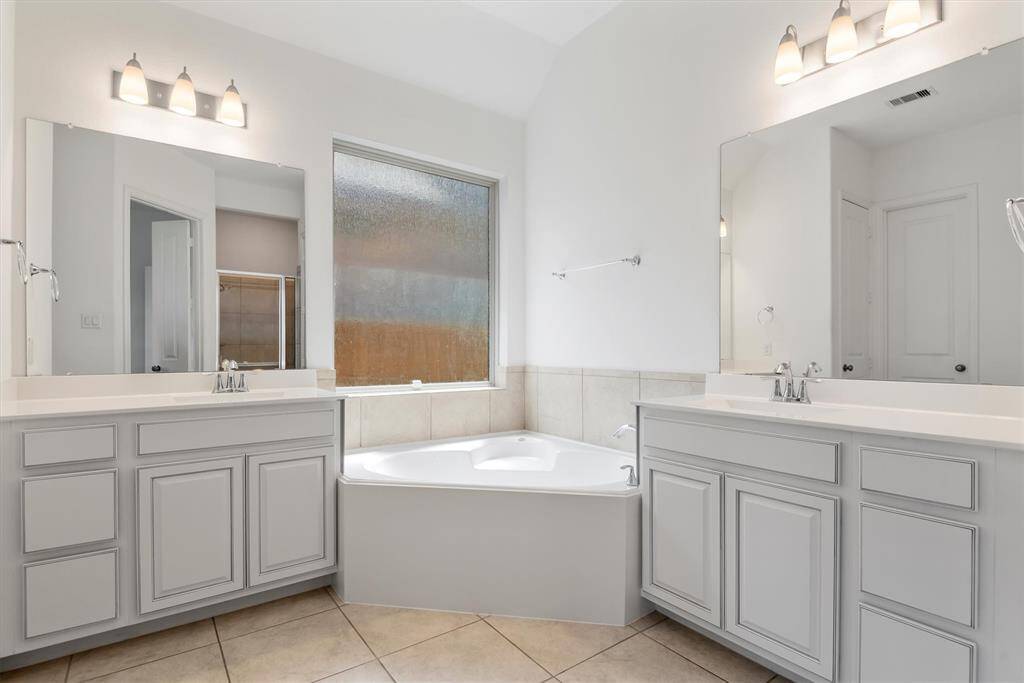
<box><xmin>137</xmin><ymin>456</ymin><xmax>244</xmax><ymax>614</ymax></box>
<box><xmin>247</xmin><ymin>447</ymin><xmax>335</xmax><ymax>586</ymax></box>
<box><xmin>725</xmin><ymin>476</ymin><xmax>837</xmax><ymax>680</ymax></box>
<box><xmin>642</xmin><ymin>458</ymin><xmax>722</xmax><ymax>627</ymax></box>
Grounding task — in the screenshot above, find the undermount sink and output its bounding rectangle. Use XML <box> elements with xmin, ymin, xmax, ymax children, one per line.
<box><xmin>172</xmin><ymin>391</ymin><xmax>286</xmax><ymax>404</ymax></box>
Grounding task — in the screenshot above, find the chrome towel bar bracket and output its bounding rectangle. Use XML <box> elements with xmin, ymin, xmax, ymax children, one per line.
<box><xmin>553</xmin><ymin>254</ymin><xmax>640</xmax><ymax>280</ymax></box>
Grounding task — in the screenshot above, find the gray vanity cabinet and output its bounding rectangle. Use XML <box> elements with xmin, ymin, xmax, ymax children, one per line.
<box><xmin>247</xmin><ymin>447</ymin><xmax>335</xmax><ymax>585</ymax></box>
<box><xmin>641</xmin><ymin>458</ymin><xmax>721</xmax><ymax>627</ymax></box>
<box><xmin>136</xmin><ymin>456</ymin><xmax>246</xmax><ymax>614</ymax></box>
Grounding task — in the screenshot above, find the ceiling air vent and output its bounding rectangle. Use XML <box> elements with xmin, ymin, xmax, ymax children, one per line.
<box><xmin>887</xmin><ymin>88</ymin><xmax>935</xmax><ymax>108</ymax></box>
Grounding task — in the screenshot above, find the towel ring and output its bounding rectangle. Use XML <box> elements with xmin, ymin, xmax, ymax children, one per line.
<box><xmin>757</xmin><ymin>305</ymin><xmax>774</xmax><ymax>325</ymax></box>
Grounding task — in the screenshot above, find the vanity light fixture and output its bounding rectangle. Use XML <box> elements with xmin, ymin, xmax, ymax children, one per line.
<box><xmin>117</xmin><ymin>53</ymin><xmax>148</xmax><ymax>105</ymax></box>
<box><xmin>112</xmin><ymin>61</ymin><xmax>248</xmax><ymax>128</ymax></box>
<box><xmin>774</xmin><ymin>25</ymin><xmax>804</xmax><ymax>85</ymax></box>
<box><xmin>825</xmin><ymin>0</ymin><xmax>858</xmax><ymax>64</ymax></box>
<box><xmin>719</xmin><ymin>216</ymin><xmax>728</xmax><ymax>238</ymax></box>
<box><xmin>218</xmin><ymin>79</ymin><xmax>246</xmax><ymax>127</ymax></box>
<box><xmin>883</xmin><ymin>0</ymin><xmax>922</xmax><ymax>39</ymax></box>
<box><xmin>773</xmin><ymin>0</ymin><xmax>941</xmax><ymax>86</ymax></box>
<box><xmin>169</xmin><ymin>67</ymin><xmax>197</xmax><ymax>117</ymax></box>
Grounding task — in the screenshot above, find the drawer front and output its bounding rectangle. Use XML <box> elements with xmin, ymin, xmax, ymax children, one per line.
<box><xmin>23</xmin><ymin>424</ymin><xmax>116</xmax><ymax>467</ymax></box>
<box><xmin>860</xmin><ymin>446</ymin><xmax>976</xmax><ymax>510</ymax></box>
<box><xmin>138</xmin><ymin>408</ymin><xmax>335</xmax><ymax>455</ymax></box>
<box><xmin>859</xmin><ymin>604</ymin><xmax>975</xmax><ymax>683</ymax></box>
<box><xmin>23</xmin><ymin>470</ymin><xmax>117</xmax><ymax>552</ymax></box>
<box><xmin>643</xmin><ymin>417</ymin><xmax>839</xmax><ymax>483</ymax></box>
<box><xmin>860</xmin><ymin>504</ymin><xmax>977</xmax><ymax>626</ymax></box>
<box><xmin>24</xmin><ymin>549</ymin><xmax>118</xmax><ymax>638</ymax></box>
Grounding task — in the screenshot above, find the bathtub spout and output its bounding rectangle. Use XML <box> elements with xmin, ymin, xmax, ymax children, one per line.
<box><xmin>611</xmin><ymin>424</ymin><xmax>636</xmax><ymax>439</ymax></box>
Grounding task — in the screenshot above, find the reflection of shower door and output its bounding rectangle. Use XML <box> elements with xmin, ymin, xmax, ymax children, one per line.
<box><xmin>218</xmin><ymin>270</ymin><xmax>297</xmax><ymax>370</ymax></box>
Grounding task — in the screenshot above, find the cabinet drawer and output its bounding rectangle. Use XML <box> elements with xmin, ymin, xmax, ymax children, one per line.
<box><xmin>25</xmin><ymin>549</ymin><xmax>118</xmax><ymax>638</ymax></box>
<box><xmin>643</xmin><ymin>417</ymin><xmax>839</xmax><ymax>483</ymax></box>
<box><xmin>860</xmin><ymin>504</ymin><xmax>976</xmax><ymax>626</ymax></box>
<box><xmin>137</xmin><ymin>408</ymin><xmax>334</xmax><ymax>455</ymax></box>
<box><xmin>859</xmin><ymin>604</ymin><xmax>975</xmax><ymax>683</ymax></box>
<box><xmin>860</xmin><ymin>446</ymin><xmax>975</xmax><ymax>510</ymax></box>
<box><xmin>23</xmin><ymin>424</ymin><xmax>116</xmax><ymax>467</ymax></box>
<box><xmin>23</xmin><ymin>470</ymin><xmax>117</xmax><ymax>552</ymax></box>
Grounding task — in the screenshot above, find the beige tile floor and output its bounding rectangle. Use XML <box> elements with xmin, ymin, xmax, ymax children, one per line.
<box><xmin>1</xmin><ymin>588</ymin><xmax>793</xmax><ymax>683</ymax></box>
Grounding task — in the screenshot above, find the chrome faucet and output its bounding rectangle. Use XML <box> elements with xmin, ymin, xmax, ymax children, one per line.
<box><xmin>620</xmin><ymin>464</ymin><xmax>639</xmax><ymax>487</ymax></box>
<box><xmin>214</xmin><ymin>359</ymin><xmax>249</xmax><ymax>393</ymax></box>
<box><xmin>771</xmin><ymin>361</ymin><xmax>821</xmax><ymax>403</ymax></box>
<box><xmin>611</xmin><ymin>424</ymin><xmax>637</xmax><ymax>440</ymax></box>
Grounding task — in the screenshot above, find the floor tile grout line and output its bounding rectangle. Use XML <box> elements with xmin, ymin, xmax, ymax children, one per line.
<box><xmin>63</xmin><ymin>655</ymin><xmax>71</xmax><ymax>683</ymax></box>
<box><xmin>362</xmin><ymin>615</ymin><xmax>484</xmax><ymax>660</ymax></box>
<box><xmin>550</xmin><ymin>628</ymin><xmax>646</xmax><ymax>678</ymax></box>
<box><xmin>76</xmin><ymin>637</ymin><xmax>219</xmax><ymax>682</ymax></box>
<box><xmin>480</xmin><ymin>617</ymin><xmax>554</xmax><ymax>678</ymax></box>
<box><xmin>326</xmin><ymin>602</ymin><xmax>397</xmax><ymax>683</ymax></box>
<box><xmin>637</xmin><ymin>631</ymin><xmax>729</xmax><ymax>683</ymax></box>
<box><xmin>212</xmin><ymin>616</ymin><xmax>232</xmax><ymax>683</ymax></box>
<box><xmin>216</xmin><ymin>604</ymin><xmax>339</xmax><ymax>643</ymax></box>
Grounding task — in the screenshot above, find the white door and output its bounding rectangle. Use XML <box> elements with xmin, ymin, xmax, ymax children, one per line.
<box><xmin>247</xmin><ymin>447</ymin><xmax>335</xmax><ymax>586</ymax></box>
<box><xmin>725</xmin><ymin>476</ymin><xmax>837</xmax><ymax>680</ymax></box>
<box><xmin>136</xmin><ymin>456</ymin><xmax>244</xmax><ymax>614</ymax></box>
<box><xmin>885</xmin><ymin>194</ymin><xmax>977</xmax><ymax>383</ymax></box>
<box><xmin>838</xmin><ymin>199</ymin><xmax>872</xmax><ymax>379</ymax></box>
<box><xmin>147</xmin><ymin>219</ymin><xmax>192</xmax><ymax>373</ymax></box>
<box><xmin>642</xmin><ymin>458</ymin><xmax>722</xmax><ymax>627</ymax></box>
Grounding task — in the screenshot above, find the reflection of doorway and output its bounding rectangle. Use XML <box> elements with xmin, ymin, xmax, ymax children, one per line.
<box><xmin>128</xmin><ymin>200</ymin><xmax>199</xmax><ymax>373</ymax></box>
<box><xmin>877</xmin><ymin>187</ymin><xmax>978</xmax><ymax>383</ymax></box>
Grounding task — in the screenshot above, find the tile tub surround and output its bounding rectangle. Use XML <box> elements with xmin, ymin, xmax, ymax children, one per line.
<box><xmin>1</xmin><ymin>587</ymin><xmax>788</xmax><ymax>683</ymax></box>
<box><xmin>525</xmin><ymin>367</ymin><xmax>706</xmax><ymax>452</ymax></box>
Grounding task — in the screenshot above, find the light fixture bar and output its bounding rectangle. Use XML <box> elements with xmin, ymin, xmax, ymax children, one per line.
<box><xmin>111</xmin><ymin>70</ymin><xmax>247</xmax><ymax>128</ymax></box>
<box><xmin>787</xmin><ymin>0</ymin><xmax>941</xmax><ymax>84</ymax></box>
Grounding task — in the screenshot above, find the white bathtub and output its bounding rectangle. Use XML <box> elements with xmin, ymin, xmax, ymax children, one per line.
<box><xmin>341</xmin><ymin>431</ymin><xmax>647</xmax><ymax>625</ymax></box>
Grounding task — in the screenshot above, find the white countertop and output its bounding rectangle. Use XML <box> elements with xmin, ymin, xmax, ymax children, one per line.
<box><xmin>0</xmin><ymin>387</ymin><xmax>340</xmax><ymax>420</ymax></box>
<box><xmin>637</xmin><ymin>394</ymin><xmax>1024</xmax><ymax>451</ymax></box>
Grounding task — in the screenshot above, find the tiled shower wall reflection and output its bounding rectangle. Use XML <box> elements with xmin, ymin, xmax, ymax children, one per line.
<box><xmin>340</xmin><ymin>366</ymin><xmax>704</xmax><ymax>452</ymax></box>
<box><xmin>219</xmin><ymin>275</ymin><xmax>298</xmax><ymax>369</ymax></box>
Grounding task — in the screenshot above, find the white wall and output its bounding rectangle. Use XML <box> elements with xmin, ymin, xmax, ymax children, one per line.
<box><xmin>870</xmin><ymin>113</ymin><xmax>1023</xmax><ymax>385</ymax></box>
<box><xmin>524</xmin><ymin>0</ymin><xmax>1024</xmax><ymax>372</ymax></box>
<box><xmin>0</xmin><ymin>0</ymin><xmax>15</xmax><ymax>386</ymax></box>
<box><xmin>216</xmin><ymin>176</ymin><xmax>303</xmax><ymax>222</ymax></box>
<box><xmin>216</xmin><ymin>210</ymin><xmax>299</xmax><ymax>277</ymax></box>
<box><xmin>6</xmin><ymin>0</ymin><xmax>525</xmax><ymax>377</ymax></box>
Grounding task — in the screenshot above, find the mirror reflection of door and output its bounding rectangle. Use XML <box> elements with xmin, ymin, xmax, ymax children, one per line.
<box><xmin>129</xmin><ymin>201</ymin><xmax>197</xmax><ymax>373</ymax></box>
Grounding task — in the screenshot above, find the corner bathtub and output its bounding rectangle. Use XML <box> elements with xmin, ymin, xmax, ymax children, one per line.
<box><xmin>341</xmin><ymin>432</ymin><xmax>647</xmax><ymax>625</ymax></box>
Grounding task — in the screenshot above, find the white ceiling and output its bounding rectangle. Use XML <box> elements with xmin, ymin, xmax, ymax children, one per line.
<box><xmin>166</xmin><ymin>0</ymin><xmax>620</xmax><ymax>119</ymax></box>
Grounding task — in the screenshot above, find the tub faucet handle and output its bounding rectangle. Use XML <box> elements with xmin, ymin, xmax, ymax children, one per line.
<box><xmin>620</xmin><ymin>465</ymin><xmax>639</xmax><ymax>487</ymax></box>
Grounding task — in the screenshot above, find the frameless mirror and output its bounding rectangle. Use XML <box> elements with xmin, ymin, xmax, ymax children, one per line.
<box><xmin>24</xmin><ymin>120</ymin><xmax>305</xmax><ymax>375</ymax></box>
<box><xmin>720</xmin><ymin>38</ymin><xmax>1023</xmax><ymax>386</ymax></box>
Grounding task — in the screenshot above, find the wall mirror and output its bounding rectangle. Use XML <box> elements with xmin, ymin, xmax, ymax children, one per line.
<box><xmin>24</xmin><ymin>119</ymin><xmax>305</xmax><ymax>375</ymax></box>
<box><xmin>720</xmin><ymin>38</ymin><xmax>1023</xmax><ymax>386</ymax></box>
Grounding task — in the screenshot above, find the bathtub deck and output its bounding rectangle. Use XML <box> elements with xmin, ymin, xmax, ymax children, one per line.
<box><xmin>2</xmin><ymin>588</ymin><xmax>787</xmax><ymax>682</ymax></box>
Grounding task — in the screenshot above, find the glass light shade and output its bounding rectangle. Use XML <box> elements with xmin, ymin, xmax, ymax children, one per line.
<box><xmin>218</xmin><ymin>79</ymin><xmax>245</xmax><ymax>127</ymax></box>
<box><xmin>825</xmin><ymin>1</ymin><xmax>859</xmax><ymax>64</ymax></box>
<box><xmin>118</xmin><ymin>53</ymin><xmax>148</xmax><ymax>105</ymax></box>
<box><xmin>883</xmin><ymin>0</ymin><xmax>922</xmax><ymax>39</ymax></box>
<box><xmin>169</xmin><ymin>67</ymin><xmax>197</xmax><ymax>116</ymax></box>
<box><xmin>720</xmin><ymin>216</ymin><xmax>728</xmax><ymax>238</ymax></box>
<box><xmin>774</xmin><ymin>26</ymin><xmax>803</xmax><ymax>85</ymax></box>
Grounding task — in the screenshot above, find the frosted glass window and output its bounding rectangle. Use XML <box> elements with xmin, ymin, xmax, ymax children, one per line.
<box><xmin>333</xmin><ymin>149</ymin><xmax>493</xmax><ymax>387</ymax></box>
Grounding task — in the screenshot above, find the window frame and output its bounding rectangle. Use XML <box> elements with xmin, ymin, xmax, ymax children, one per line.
<box><xmin>331</xmin><ymin>139</ymin><xmax>499</xmax><ymax>393</ymax></box>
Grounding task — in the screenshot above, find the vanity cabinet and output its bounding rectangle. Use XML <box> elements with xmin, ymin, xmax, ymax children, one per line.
<box><xmin>641</xmin><ymin>458</ymin><xmax>721</xmax><ymax>627</ymax></box>
<box><xmin>638</xmin><ymin>403</ymin><xmax>1020</xmax><ymax>683</ymax></box>
<box><xmin>0</xmin><ymin>397</ymin><xmax>341</xmax><ymax>662</ymax></box>
<box><xmin>136</xmin><ymin>457</ymin><xmax>246</xmax><ymax>614</ymax></box>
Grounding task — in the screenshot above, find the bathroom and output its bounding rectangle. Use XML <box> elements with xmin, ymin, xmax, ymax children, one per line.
<box><xmin>0</xmin><ymin>0</ymin><xmax>1022</xmax><ymax>681</ymax></box>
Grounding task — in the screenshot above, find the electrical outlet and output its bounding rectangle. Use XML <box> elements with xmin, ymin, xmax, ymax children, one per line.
<box><xmin>80</xmin><ymin>314</ymin><xmax>102</xmax><ymax>329</ymax></box>
<box><xmin>762</xmin><ymin>342</ymin><xmax>772</xmax><ymax>356</ymax></box>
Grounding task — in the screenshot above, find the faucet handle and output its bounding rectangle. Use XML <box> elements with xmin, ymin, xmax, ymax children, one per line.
<box><xmin>236</xmin><ymin>372</ymin><xmax>248</xmax><ymax>393</ymax></box>
<box><xmin>774</xmin><ymin>361</ymin><xmax>791</xmax><ymax>374</ymax></box>
<box><xmin>620</xmin><ymin>464</ymin><xmax>639</xmax><ymax>487</ymax></box>
<box><xmin>802</xmin><ymin>361</ymin><xmax>822</xmax><ymax>377</ymax></box>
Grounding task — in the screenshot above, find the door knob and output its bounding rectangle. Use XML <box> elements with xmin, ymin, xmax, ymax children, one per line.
<box><xmin>954</xmin><ymin>364</ymin><xmax>966</xmax><ymax>373</ymax></box>
<box><xmin>842</xmin><ymin>363</ymin><xmax>854</xmax><ymax>372</ymax></box>
<box><xmin>151</xmin><ymin>365</ymin><xmax>162</xmax><ymax>372</ymax></box>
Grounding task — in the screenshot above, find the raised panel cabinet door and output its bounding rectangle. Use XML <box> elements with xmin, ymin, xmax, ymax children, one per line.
<box><xmin>247</xmin><ymin>447</ymin><xmax>335</xmax><ymax>585</ymax></box>
<box><xmin>136</xmin><ymin>456</ymin><xmax>245</xmax><ymax>614</ymax></box>
<box><xmin>641</xmin><ymin>457</ymin><xmax>722</xmax><ymax>627</ymax></box>
<box><xmin>725</xmin><ymin>476</ymin><xmax>838</xmax><ymax>681</ymax></box>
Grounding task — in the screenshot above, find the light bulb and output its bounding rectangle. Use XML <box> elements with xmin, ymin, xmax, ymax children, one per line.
<box><xmin>169</xmin><ymin>67</ymin><xmax>197</xmax><ymax>116</ymax></box>
<box><xmin>825</xmin><ymin>0</ymin><xmax>859</xmax><ymax>64</ymax></box>
<box><xmin>218</xmin><ymin>79</ymin><xmax>245</xmax><ymax>127</ymax></box>
<box><xmin>118</xmin><ymin>53</ymin><xmax>148</xmax><ymax>105</ymax></box>
<box><xmin>720</xmin><ymin>216</ymin><xmax>728</xmax><ymax>238</ymax></box>
<box><xmin>883</xmin><ymin>0</ymin><xmax>921</xmax><ymax>40</ymax></box>
<box><xmin>774</xmin><ymin>25</ymin><xmax>803</xmax><ymax>85</ymax></box>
